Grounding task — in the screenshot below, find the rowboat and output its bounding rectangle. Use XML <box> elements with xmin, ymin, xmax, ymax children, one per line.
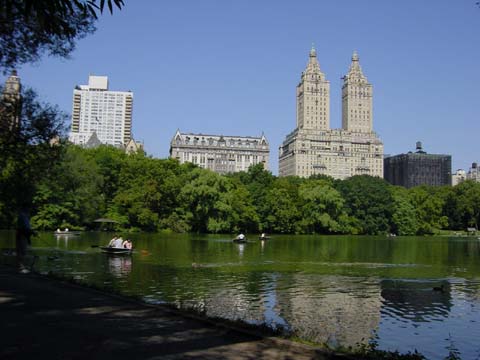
<box><xmin>259</xmin><ymin>236</ymin><xmax>270</xmax><ymax>240</ymax></box>
<box><xmin>233</xmin><ymin>238</ymin><xmax>247</xmax><ymax>243</ymax></box>
<box><xmin>100</xmin><ymin>246</ymin><xmax>132</xmax><ymax>255</ymax></box>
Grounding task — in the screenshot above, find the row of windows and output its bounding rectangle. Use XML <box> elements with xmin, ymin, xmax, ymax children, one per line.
<box><xmin>183</xmin><ymin>153</ymin><xmax>265</xmax><ymax>162</ymax></box>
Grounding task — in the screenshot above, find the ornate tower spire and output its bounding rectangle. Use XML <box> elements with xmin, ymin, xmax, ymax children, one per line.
<box><xmin>3</xmin><ymin>69</ymin><xmax>21</xmax><ymax>99</ymax></box>
<box><xmin>342</xmin><ymin>51</ymin><xmax>373</xmax><ymax>133</ymax></box>
<box><xmin>1</xmin><ymin>70</ymin><xmax>22</xmax><ymax>131</ymax></box>
<box><xmin>344</xmin><ymin>50</ymin><xmax>367</xmax><ymax>84</ymax></box>
<box><xmin>296</xmin><ymin>46</ymin><xmax>330</xmax><ymax>130</ymax></box>
<box><xmin>303</xmin><ymin>43</ymin><xmax>324</xmax><ymax>78</ymax></box>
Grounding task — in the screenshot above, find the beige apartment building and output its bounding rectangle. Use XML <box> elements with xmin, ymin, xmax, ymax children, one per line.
<box><xmin>279</xmin><ymin>48</ymin><xmax>383</xmax><ymax>179</ymax></box>
<box><xmin>170</xmin><ymin>130</ymin><xmax>269</xmax><ymax>174</ymax></box>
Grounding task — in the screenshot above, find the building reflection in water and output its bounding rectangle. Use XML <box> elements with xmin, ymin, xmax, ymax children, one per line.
<box><xmin>380</xmin><ymin>279</ymin><xmax>452</xmax><ymax>321</ymax></box>
<box><xmin>107</xmin><ymin>255</ymin><xmax>132</xmax><ymax>278</ymax></box>
<box><xmin>275</xmin><ymin>274</ymin><xmax>382</xmax><ymax>348</ymax></box>
<box><xmin>200</xmin><ymin>275</ymin><xmax>264</xmax><ymax>322</ymax></box>
<box><xmin>201</xmin><ymin>272</ymin><xmax>382</xmax><ymax>348</ymax></box>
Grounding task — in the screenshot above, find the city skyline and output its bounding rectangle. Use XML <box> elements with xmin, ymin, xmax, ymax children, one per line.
<box><xmin>1</xmin><ymin>1</ymin><xmax>478</xmax><ymax>174</ymax></box>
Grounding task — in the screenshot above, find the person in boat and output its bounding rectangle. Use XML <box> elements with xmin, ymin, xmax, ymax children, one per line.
<box><xmin>108</xmin><ymin>236</ymin><xmax>118</xmax><ymax>247</ymax></box>
<box><xmin>122</xmin><ymin>239</ymin><xmax>133</xmax><ymax>250</ymax></box>
<box><xmin>236</xmin><ymin>233</ymin><xmax>245</xmax><ymax>241</ymax></box>
<box><xmin>56</xmin><ymin>228</ymin><xmax>61</xmax><ymax>233</ymax></box>
<box><xmin>113</xmin><ymin>236</ymin><xmax>124</xmax><ymax>248</ymax></box>
<box><xmin>260</xmin><ymin>233</ymin><xmax>267</xmax><ymax>240</ymax></box>
<box><xmin>64</xmin><ymin>228</ymin><xmax>69</xmax><ymax>232</ymax></box>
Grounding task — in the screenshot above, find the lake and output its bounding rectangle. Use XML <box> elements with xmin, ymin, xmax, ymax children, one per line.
<box><xmin>1</xmin><ymin>231</ymin><xmax>479</xmax><ymax>359</ymax></box>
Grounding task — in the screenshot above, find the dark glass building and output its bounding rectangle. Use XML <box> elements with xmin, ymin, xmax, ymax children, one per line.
<box><xmin>384</xmin><ymin>142</ymin><xmax>451</xmax><ymax>188</ymax></box>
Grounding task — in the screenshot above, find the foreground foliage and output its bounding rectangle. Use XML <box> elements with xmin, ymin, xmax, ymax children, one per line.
<box><xmin>1</xmin><ymin>144</ymin><xmax>478</xmax><ymax>235</ymax></box>
<box><xmin>0</xmin><ymin>0</ymin><xmax>123</xmax><ymax>71</ymax></box>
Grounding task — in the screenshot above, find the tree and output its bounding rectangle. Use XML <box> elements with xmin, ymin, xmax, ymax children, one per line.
<box><xmin>109</xmin><ymin>156</ymin><xmax>188</xmax><ymax>232</ymax></box>
<box><xmin>444</xmin><ymin>181</ymin><xmax>480</xmax><ymax>230</ymax></box>
<box><xmin>0</xmin><ymin>0</ymin><xmax>124</xmax><ymax>71</ymax></box>
<box><xmin>230</xmin><ymin>163</ymin><xmax>274</xmax><ymax>231</ymax></box>
<box><xmin>0</xmin><ymin>0</ymin><xmax>124</xmax><ymax>230</ymax></box>
<box><xmin>263</xmin><ymin>178</ymin><xmax>302</xmax><ymax>233</ymax></box>
<box><xmin>409</xmin><ymin>186</ymin><xmax>448</xmax><ymax>234</ymax></box>
<box><xmin>297</xmin><ymin>180</ymin><xmax>349</xmax><ymax>234</ymax></box>
<box><xmin>336</xmin><ymin>175</ymin><xmax>393</xmax><ymax>235</ymax></box>
<box><xmin>0</xmin><ymin>87</ymin><xmax>66</xmax><ymax>225</ymax></box>
<box><xmin>390</xmin><ymin>186</ymin><xmax>418</xmax><ymax>235</ymax></box>
<box><xmin>31</xmin><ymin>145</ymin><xmax>103</xmax><ymax>230</ymax></box>
<box><xmin>176</xmin><ymin>169</ymin><xmax>230</xmax><ymax>233</ymax></box>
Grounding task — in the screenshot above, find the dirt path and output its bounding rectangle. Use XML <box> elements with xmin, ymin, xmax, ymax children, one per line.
<box><xmin>0</xmin><ymin>266</ymin><xmax>346</xmax><ymax>359</ymax></box>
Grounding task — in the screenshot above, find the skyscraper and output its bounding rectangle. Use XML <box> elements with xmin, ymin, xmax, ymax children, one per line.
<box><xmin>296</xmin><ymin>47</ymin><xmax>330</xmax><ymax>131</ymax></box>
<box><xmin>342</xmin><ymin>51</ymin><xmax>373</xmax><ymax>133</ymax></box>
<box><xmin>278</xmin><ymin>47</ymin><xmax>383</xmax><ymax>179</ymax></box>
<box><xmin>68</xmin><ymin>75</ymin><xmax>133</xmax><ymax>147</ymax></box>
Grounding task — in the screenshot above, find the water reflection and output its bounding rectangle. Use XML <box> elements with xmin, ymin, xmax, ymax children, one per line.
<box><xmin>106</xmin><ymin>255</ymin><xmax>132</xmax><ymax>278</ymax></box>
<box><xmin>276</xmin><ymin>274</ymin><xmax>381</xmax><ymax>347</ymax></box>
<box><xmin>237</xmin><ymin>243</ymin><xmax>245</xmax><ymax>257</ymax></box>
<box><xmin>381</xmin><ymin>280</ymin><xmax>452</xmax><ymax>322</ymax></box>
<box><xmin>55</xmin><ymin>234</ymin><xmax>72</xmax><ymax>247</ymax></box>
<box><xmin>2</xmin><ymin>231</ymin><xmax>480</xmax><ymax>359</ymax></box>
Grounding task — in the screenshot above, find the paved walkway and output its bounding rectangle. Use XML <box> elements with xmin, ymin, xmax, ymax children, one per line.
<box><xmin>0</xmin><ymin>266</ymin><xmax>347</xmax><ymax>360</ymax></box>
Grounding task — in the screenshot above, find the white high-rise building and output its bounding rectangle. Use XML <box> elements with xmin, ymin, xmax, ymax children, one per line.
<box><xmin>279</xmin><ymin>47</ymin><xmax>383</xmax><ymax>179</ymax></box>
<box><xmin>68</xmin><ymin>75</ymin><xmax>133</xmax><ymax>147</ymax></box>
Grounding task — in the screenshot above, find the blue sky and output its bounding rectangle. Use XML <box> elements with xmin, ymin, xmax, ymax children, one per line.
<box><xmin>3</xmin><ymin>0</ymin><xmax>479</xmax><ymax>174</ymax></box>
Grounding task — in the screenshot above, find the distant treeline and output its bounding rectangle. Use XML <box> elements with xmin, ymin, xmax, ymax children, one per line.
<box><xmin>1</xmin><ymin>145</ymin><xmax>479</xmax><ymax>235</ymax></box>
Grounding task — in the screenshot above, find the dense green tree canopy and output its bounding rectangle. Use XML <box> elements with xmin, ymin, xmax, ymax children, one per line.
<box><xmin>336</xmin><ymin>175</ymin><xmax>393</xmax><ymax>235</ymax></box>
<box><xmin>2</xmin><ymin>143</ymin><xmax>479</xmax><ymax>235</ymax></box>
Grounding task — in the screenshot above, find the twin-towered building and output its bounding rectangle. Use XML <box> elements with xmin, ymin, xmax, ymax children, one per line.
<box><xmin>171</xmin><ymin>47</ymin><xmax>383</xmax><ymax>178</ymax></box>
<box><xmin>278</xmin><ymin>47</ymin><xmax>383</xmax><ymax>179</ymax></box>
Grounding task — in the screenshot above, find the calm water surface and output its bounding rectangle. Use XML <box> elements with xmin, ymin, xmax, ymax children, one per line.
<box><xmin>1</xmin><ymin>231</ymin><xmax>479</xmax><ymax>359</ymax></box>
